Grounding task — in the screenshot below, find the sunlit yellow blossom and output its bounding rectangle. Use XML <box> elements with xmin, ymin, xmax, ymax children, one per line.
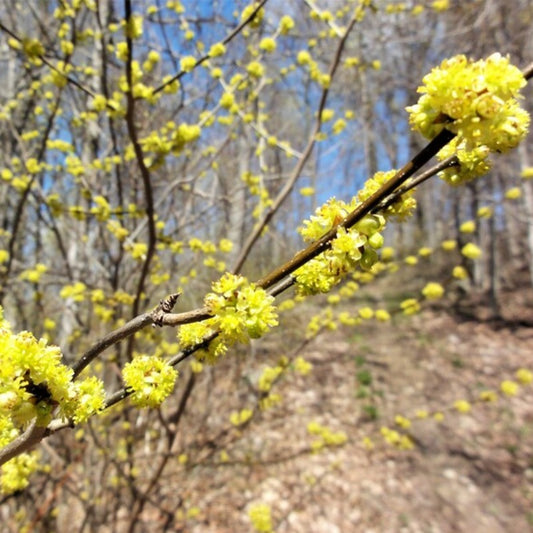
<box><xmin>358</xmin><ymin>170</ymin><xmax>416</xmax><ymax>221</ymax></box>
<box><xmin>205</xmin><ymin>273</ymin><xmax>278</xmax><ymax>342</ymax></box>
<box><xmin>279</xmin><ymin>15</ymin><xmax>294</xmax><ymax>34</ymax></box>
<box><xmin>122</xmin><ymin>355</ymin><xmax>177</xmax><ymax>408</ymax></box>
<box><xmin>297</xmin><ymin>50</ymin><xmax>312</xmax><ymax>65</ymax></box>
<box><xmin>299</xmin><ymin>186</ymin><xmax>315</xmax><ymax>197</ymax></box>
<box><xmin>60</xmin><ymin>281</ymin><xmax>86</xmax><ymax>301</ymax></box>
<box><xmin>477</xmin><ymin>206</ymin><xmax>493</xmax><ymax>218</ymax></box>
<box><xmin>208</xmin><ymin>42</ymin><xmax>226</xmax><ymax>57</ymax></box>
<box><xmin>453</xmin><ymin>399</ymin><xmax>471</xmax><ymax>413</ymax></box>
<box><xmin>505</xmin><ymin>187</ymin><xmax>522</xmax><ymax>200</ymax></box>
<box><xmin>230</xmin><ymin>408</ymin><xmax>253</xmax><ymax>426</ymax></box>
<box><xmin>125</xmin><ymin>14</ymin><xmax>143</xmax><ymax>38</ymax></box>
<box><xmin>432</xmin><ymin>0</ymin><xmax>449</xmax><ymax>11</ymax></box>
<box><xmin>294</xmin><ymin>356</ymin><xmax>313</xmax><ymax>375</ymax></box>
<box><xmin>422</xmin><ymin>282</ymin><xmax>444</xmax><ymax>300</ymax></box>
<box><xmin>441</xmin><ymin>239</ymin><xmax>456</xmax><ymax>251</ymax></box>
<box><xmin>258</xmin><ymin>365</ymin><xmax>283</xmax><ymax>392</ymax></box>
<box><xmin>180</xmin><ymin>55</ymin><xmax>196</xmax><ymax>72</ymax></box>
<box><xmin>248</xmin><ymin>503</ymin><xmax>272</xmax><ymax>533</ymax></box>
<box><xmin>1</xmin><ymin>451</ymin><xmax>41</xmax><ymax>494</ymax></box>
<box><xmin>439</xmin><ymin>140</ymin><xmax>492</xmax><ymax>185</ymax></box>
<box><xmin>521</xmin><ymin>167</ymin><xmax>533</xmax><ymax>179</ymax></box>
<box><xmin>407</xmin><ymin>54</ymin><xmax>529</xmax><ymax>153</ymax></box>
<box><xmin>394</xmin><ymin>415</ymin><xmax>411</xmax><ymax>429</ymax></box>
<box><xmin>401</xmin><ymin>298</ymin><xmax>420</xmax><ymax>315</ymax></box>
<box><xmin>358</xmin><ymin>307</ymin><xmax>374</xmax><ymax>320</ymax></box>
<box><xmin>515</xmin><ymin>368</ymin><xmax>532</xmax><ymax>385</ymax></box>
<box><xmin>380</xmin><ymin>246</ymin><xmax>395</xmax><ymax>261</ymax></box>
<box><xmin>461</xmin><ymin>243</ymin><xmax>482</xmax><ymax>259</ymax></box>
<box><xmin>452</xmin><ymin>266</ymin><xmax>469</xmax><ymax>280</ymax></box>
<box><xmin>460</xmin><ymin>220</ymin><xmax>476</xmax><ymax>233</ymax></box>
<box><xmin>247</xmin><ymin>61</ymin><xmax>264</xmax><ymax>78</ymax></box>
<box><xmin>259</xmin><ymin>37</ymin><xmax>276</xmax><ymax>53</ymax></box>
<box><xmin>479</xmin><ymin>390</ymin><xmax>498</xmax><ymax>402</ymax></box>
<box><xmin>375</xmin><ymin>309</ymin><xmax>391</xmax><ymax>322</ymax></box>
<box><xmin>500</xmin><ymin>380</ymin><xmax>518</xmax><ymax>396</ymax></box>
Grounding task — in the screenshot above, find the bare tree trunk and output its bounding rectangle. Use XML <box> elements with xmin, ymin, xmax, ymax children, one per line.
<box><xmin>519</xmin><ymin>143</ymin><xmax>533</xmax><ymax>288</ymax></box>
<box><xmin>227</xmin><ymin>133</ymin><xmax>249</xmax><ymax>267</ymax></box>
<box><xmin>360</xmin><ymin>68</ymin><xmax>377</xmax><ymax>178</ymax></box>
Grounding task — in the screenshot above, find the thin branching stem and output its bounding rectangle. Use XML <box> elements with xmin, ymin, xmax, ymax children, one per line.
<box><xmin>231</xmin><ymin>11</ymin><xmax>362</xmax><ymax>274</ymax></box>
<box><xmin>151</xmin><ymin>0</ymin><xmax>271</xmax><ymax>95</ymax></box>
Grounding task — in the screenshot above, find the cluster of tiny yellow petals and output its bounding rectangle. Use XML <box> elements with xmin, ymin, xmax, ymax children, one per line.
<box><xmin>500</xmin><ymin>380</ymin><xmax>518</xmax><ymax>396</ymax></box>
<box><xmin>461</xmin><ymin>242</ymin><xmax>482</xmax><ymax>260</ymax></box>
<box><xmin>122</xmin><ymin>355</ymin><xmax>178</xmax><ymax>408</ymax></box>
<box><xmin>437</xmin><ymin>139</ymin><xmax>492</xmax><ymax>186</ymax></box>
<box><xmin>0</xmin><ymin>307</ymin><xmax>106</xmax><ymax>492</ymax></box>
<box><xmin>294</xmin><ymin>196</ymin><xmax>387</xmax><ymax>295</ymax></box>
<box><xmin>177</xmin><ymin>321</ymin><xmax>226</xmax><ymax>364</ymax></box>
<box><xmin>230</xmin><ymin>408</ymin><xmax>253</xmax><ymax>426</ymax></box>
<box><xmin>407</xmin><ymin>54</ymin><xmax>529</xmax><ymax>153</ymax></box>
<box><xmin>1</xmin><ymin>315</ymin><xmax>72</xmax><ymax>425</ymax></box>
<box><xmin>421</xmin><ymin>282</ymin><xmax>445</xmax><ymax>300</ymax></box>
<box><xmin>1</xmin><ymin>450</ymin><xmax>41</xmax><ymax>494</ymax></box>
<box><xmin>380</xmin><ymin>426</ymin><xmax>414</xmax><ymax>449</ymax></box>
<box><xmin>248</xmin><ymin>503</ymin><xmax>273</xmax><ymax>533</ymax></box>
<box><xmin>516</xmin><ymin>368</ymin><xmax>532</xmax><ymax>385</ymax></box>
<box><xmin>258</xmin><ymin>365</ymin><xmax>283</xmax><ymax>392</ymax></box>
<box><xmin>453</xmin><ymin>399</ymin><xmax>472</xmax><ymax>413</ymax></box>
<box><xmin>307</xmin><ymin>420</ymin><xmax>347</xmax><ymax>452</ymax></box>
<box><xmin>204</xmin><ymin>273</ymin><xmax>278</xmax><ymax>343</ymax></box>
<box><xmin>357</xmin><ymin>170</ymin><xmax>416</xmax><ymax>220</ymax></box>
<box><xmin>293</xmin><ymin>356</ymin><xmax>313</xmax><ymax>376</ymax></box>
<box><xmin>400</xmin><ymin>298</ymin><xmax>420</xmax><ymax>315</ymax></box>
<box><xmin>69</xmin><ymin>376</ymin><xmax>106</xmax><ymax>424</ymax></box>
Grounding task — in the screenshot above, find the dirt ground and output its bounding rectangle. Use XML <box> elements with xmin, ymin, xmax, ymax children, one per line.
<box><xmin>4</xmin><ymin>290</ymin><xmax>532</xmax><ymax>533</ymax></box>
<box><xmin>178</xmin><ymin>301</ymin><xmax>533</xmax><ymax>533</ymax></box>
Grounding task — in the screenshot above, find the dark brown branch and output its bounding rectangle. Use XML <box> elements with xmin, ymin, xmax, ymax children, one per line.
<box><xmin>255</xmin><ymin>128</ymin><xmax>457</xmax><ymax>290</ymax></box>
<box><xmin>374</xmin><ymin>155</ymin><xmax>459</xmax><ymax>213</ymax></box>
<box><xmin>0</xmin><ymin>422</ymin><xmax>47</xmax><ymax>467</ymax></box>
<box><xmin>123</xmin><ymin>0</ymin><xmax>157</xmax><ymax>333</ymax></box>
<box><xmin>72</xmin><ymin>313</ymin><xmax>153</xmax><ymax>378</ymax></box>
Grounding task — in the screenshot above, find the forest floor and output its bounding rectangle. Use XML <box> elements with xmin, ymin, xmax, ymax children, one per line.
<box><xmin>179</xmin><ymin>285</ymin><xmax>533</xmax><ymax>533</ymax></box>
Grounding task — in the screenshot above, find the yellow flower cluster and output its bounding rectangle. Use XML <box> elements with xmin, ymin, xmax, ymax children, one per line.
<box><xmin>229</xmin><ymin>408</ymin><xmax>253</xmax><ymax>426</ymax></box>
<box><xmin>421</xmin><ymin>282</ymin><xmax>444</xmax><ymax>300</ymax></box>
<box><xmin>380</xmin><ymin>426</ymin><xmax>415</xmax><ymax>449</ymax></box>
<box><xmin>437</xmin><ymin>138</ymin><xmax>492</xmax><ymax>186</ymax></box>
<box><xmin>122</xmin><ymin>355</ymin><xmax>178</xmax><ymax>408</ymax></box>
<box><xmin>205</xmin><ymin>273</ymin><xmax>279</xmax><ymax>341</ymax></box>
<box><xmin>293</xmin><ymin>167</ymin><xmax>420</xmax><ymax>296</ymax></box>
<box><xmin>0</xmin><ymin>444</ymin><xmax>40</xmax><ymax>494</ymax></box>
<box><xmin>307</xmin><ymin>420</ymin><xmax>348</xmax><ymax>452</ymax></box>
<box><xmin>178</xmin><ymin>274</ymin><xmax>278</xmax><ymax>364</ymax></box>
<box><xmin>295</xmin><ymin>212</ymin><xmax>382</xmax><ymax>295</ymax></box>
<box><xmin>357</xmin><ymin>169</ymin><xmax>417</xmax><ymax>220</ymax></box>
<box><xmin>248</xmin><ymin>503</ymin><xmax>273</xmax><ymax>533</ymax></box>
<box><xmin>0</xmin><ymin>307</ymin><xmax>105</xmax><ymax>493</ymax></box>
<box><xmin>408</xmin><ymin>54</ymin><xmax>529</xmax><ymax>153</ymax></box>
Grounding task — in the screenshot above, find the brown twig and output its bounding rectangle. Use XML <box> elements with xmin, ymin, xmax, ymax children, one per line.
<box><xmin>231</xmin><ymin>11</ymin><xmax>362</xmax><ymax>274</ymax></box>
<box><xmin>151</xmin><ymin>0</ymin><xmax>271</xmax><ymax>96</ymax></box>
<box><xmin>373</xmin><ymin>155</ymin><xmax>459</xmax><ymax>214</ymax></box>
<box><xmin>255</xmin><ymin>128</ymin><xmax>457</xmax><ymax>290</ymax></box>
